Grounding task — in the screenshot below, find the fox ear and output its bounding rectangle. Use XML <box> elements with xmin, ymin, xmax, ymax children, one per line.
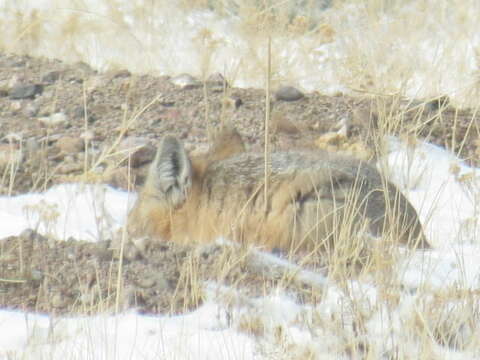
<box><xmin>148</xmin><ymin>136</ymin><xmax>192</xmax><ymax>207</ymax></box>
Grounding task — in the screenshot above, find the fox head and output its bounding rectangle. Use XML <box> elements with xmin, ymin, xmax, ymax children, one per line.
<box><xmin>127</xmin><ymin>125</ymin><xmax>246</xmax><ymax>240</ymax></box>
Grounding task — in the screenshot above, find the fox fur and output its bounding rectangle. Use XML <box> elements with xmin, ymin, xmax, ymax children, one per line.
<box><xmin>127</xmin><ymin>126</ymin><xmax>430</xmax><ymax>253</ymax></box>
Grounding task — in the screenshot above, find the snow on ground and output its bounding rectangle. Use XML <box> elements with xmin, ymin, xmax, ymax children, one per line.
<box><xmin>0</xmin><ymin>303</ymin><xmax>257</xmax><ymax>360</ymax></box>
<box><xmin>383</xmin><ymin>137</ymin><xmax>480</xmax><ymax>291</ymax></box>
<box><xmin>1</xmin><ymin>137</ymin><xmax>480</xmax><ymax>359</ymax></box>
<box><xmin>1</xmin><ymin>0</ymin><xmax>480</xmax><ymax>104</ymax></box>
<box><xmin>0</xmin><ymin>183</ymin><xmax>133</xmax><ymax>242</ymax></box>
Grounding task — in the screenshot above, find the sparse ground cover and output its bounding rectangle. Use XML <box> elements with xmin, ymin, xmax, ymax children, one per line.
<box><xmin>0</xmin><ymin>51</ymin><xmax>479</xmax><ymax>359</ymax></box>
<box><xmin>1</xmin><ymin>0</ymin><xmax>480</xmax><ymax>358</ymax></box>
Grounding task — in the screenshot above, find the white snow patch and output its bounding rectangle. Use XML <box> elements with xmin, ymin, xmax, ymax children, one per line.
<box><xmin>0</xmin><ymin>183</ymin><xmax>134</xmax><ymax>241</ymax></box>
<box><xmin>0</xmin><ymin>136</ymin><xmax>479</xmax><ymax>358</ymax></box>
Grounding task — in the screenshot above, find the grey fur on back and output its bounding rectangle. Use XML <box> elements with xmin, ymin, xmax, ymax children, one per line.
<box><xmin>203</xmin><ymin>149</ymin><xmax>427</xmax><ymax>247</ymax></box>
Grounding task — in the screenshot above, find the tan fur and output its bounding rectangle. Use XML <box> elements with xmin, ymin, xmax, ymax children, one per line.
<box><xmin>127</xmin><ymin>126</ymin><xmax>430</xmax><ymax>253</ymax></box>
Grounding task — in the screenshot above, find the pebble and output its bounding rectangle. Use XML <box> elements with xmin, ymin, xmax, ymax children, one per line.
<box><xmin>56</xmin><ymin>136</ymin><xmax>84</xmax><ymax>154</ymax></box>
<box><xmin>275</xmin><ymin>86</ymin><xmax>304</xmax><ymax>101</ymax></box>
<box><xmin>352</xmin><ymin>107</ymin><xmax>375</xmax><ymax>126</ymax></box>
<box><xmin>223</xmin><ymin>96</ymin><xmax>243</xmax><ymax>110</ymax></box>
<box><xmin>4</xmin><ymin>133</ymin><xmax>22</xmax><ymax>142</ymax></box>
<box><xmin>208</xmin><ymin>72</ymin><xmax>227</xmax><ymax>85</ymax></box>
<box><xmin>0</xmin><ymin>143</ymin><xmax>23</xmax><ymax>167</ymax></box>
<box><xmin>272</xmin><ymin>113</ymin><xmax>300</xmax><ymax>134</ymax></box>
<box><xmin>111</xmin><ymin>69</ymin><xmax>131</xmax><ymax>79</ymax></box>
<box><xmin>9</xmin><ymin>83</ymin><xmax>43</xmax><ymax>99</ymax></box>
<box><xmin>136</xmin><ymin>275</ymin><xmax>157</xmax><ymax>289</ymax></box>
<box><xmin>80</xmin><ymin>130</ymin><xmax>95</xmax><ymax>142</ymax></box>
<box><xmin>80</xmin><ymin>290</ymin><xmax>96</xmax><ymax>305</ymax></box>
<box><xmin>58</xmin><ymin>162</ymin><xmax>83</xmax><ymax>174</ymax></box>
<box><xmin>131</xmin><ymin>236</ymin><xmax>151</xmax><ymax>254</ymax></box>
<box><xmin>10</xmin><ymin>101</ymin><xmax>21</xmax><ymax>111</ymax></box>
<box><xmin>41</xmin><ymin>70</ymin><xmax>61</xmax><ymax>84</ymax></box>
<box><xmin>207</xmin><ymin>73</ymin><xmax>228</xmax><ymax>91</ymax></box>
<box><xmin>25</xmin><ymin>138</ymin><xmax>39</xmax><ymax>153</ymax></box>
<box><xmin>30</xmin><ymin>269</ymin><xmax>44</xmax><ymax>282</ymax></box>
<box><xmin>38</xmin><ymin>112</ymin><xmax>68</xmax><ymax>126</ymax></box>
<box><xmin>83</xmin><ymin>75</ymin><xmax>103</xmax><ymax>93</ymax></box>
<box><xmin>121</xmin><ymin>242</ymin><xmax>142</xmax><ymax>261</ymax></box>
<box><xmin>153</xmin><ymin>273</ymin><xmax>170</xmax><ymax>292</ymax></box>
<box><xmin>118</xmin><ymin>137</ymin><xmax>156</xmax><ymax>167</ymax></box>
<box><xmin>426</xmin><ymin>95</ymin><xmax>450</xmax><ymax>112</ymax></box>
<box><xmin>72</xmin><ymin>106</ymin><xmax>98</xmax><ymax>123</ymax></box>
<box><xmin>316</xmin><ymin>131</ymin><xmax>346</xmax><ymax>147</ymax></box>
<box><xmin>170</xmin><ymin>73</ymin><xmax>201</xmax><ymax>89</ymax></box>
<box><xmin>51</xmin><ymin>293</ymin><xmax>67</xmax><ymax>308</ymax></box>
<box><xmin>23</xmin><ymin>102</ymin><xmax>39</xmax><ymax>117</ymax></box>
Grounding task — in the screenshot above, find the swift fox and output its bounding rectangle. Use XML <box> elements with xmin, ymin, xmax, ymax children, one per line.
<box><xmin>127</xmin><ymin>126</ymin><xmax>429</xmax><ymax>253</ymax></box>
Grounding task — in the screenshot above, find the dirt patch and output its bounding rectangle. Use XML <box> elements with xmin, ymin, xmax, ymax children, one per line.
<box><xmin>0</xmin><ymin>230</ymin><xmax>325</xmax><ymax>315</ymax></box>
<box><xmin>0</xmin><ymin>230</ymin><xmax>191</xmax><ymax>315</ymax></box>
<box><xmin>1</xmin><ymin>52</ymin><xmax>478</xmax><ymax>195</ymax></box>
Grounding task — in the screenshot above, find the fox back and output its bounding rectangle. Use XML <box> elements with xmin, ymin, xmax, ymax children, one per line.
<box><xmin>127</xmin><ymin>127</ymin><xmax>429</xmax><ymax>253</ymax></box>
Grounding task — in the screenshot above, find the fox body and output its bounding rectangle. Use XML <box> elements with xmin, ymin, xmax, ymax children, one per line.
<box><xmin>127</xmin><ymin>128</ymin><xmax>429</xmax><ymax>253</ymax></box>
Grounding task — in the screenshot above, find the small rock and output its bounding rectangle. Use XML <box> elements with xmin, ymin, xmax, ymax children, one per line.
<box><xmin>122</xmin><ymin>242</ymin><xmax>143</xmax><ymax>261</ymax></box>
<box><xmin>80</xmin><ymin>130</ymin><xmax>95</xmax><ymax>142</ymax></box>
<box><xmin>122</xmin><ymin>285</ymin><xmax>143</xmax><ymax>309</ymax></box>
<box><xmin>38</xmin><ymin>112</ymin><xmax>68</xmax><ymax>127</ymax></box>
<box><xmin>80</xmin><ymin>290</ymin><xmax>96</xmax><ymax>305</ymax></box>
<box><xmin>51</xmin><ymin>293</ymin><xmax>67</xmax><ymax>308</ymax></box>
<box><xmin>56</xmin><ymin>136</ymin><xmax>84</xmax><ymax>154</ymax></box>
<box><xmin>23</xmin><ymin>102</ymin><xmax>39</xmax><ymax>117</ymax></box>
<box><xmin>352</xmin><ymin>107</ymin><xmax>378</xmax><ymax>128</ymax></box>
<box><xmin>272</xmin><ymin>113</ymin><xmax>300</xmax><ymax>134</ymax></box>
<box><xmin>0</xmin><ymin>86</ymin><xmax>8</xmax><ymax>97</ymax></box>
<box><xmin>10</xmin><ymin>101</ymin><xmax>22</xmax><ymax>111</ymax></box>
<box><xmin>72</xmin><ymin>106</ymin><xmax>97</xmax><ymax>123</ymax></box>
<box><xmin>106</xmin><ymin>166</ymin><xmax>139</xmax><ymax>189</ymax></box>
<box><xmin>58</xmin><ymin>162</ymin><xmax>83</xmax><ymax>174</ymax></box>
<box><xmin>41</xmin><ymin>71</ymin><xmax>62</xmax><ymax>84</ymax></box>
<box><xmin>25</xmin><ymin>138</ymin><xmax>40</xmax><ymax>154</ymax></box>
<box><xmin>315</xmin><ymin>131</ymin><xmax>346</xmax><ymax>148</ymax></box>
<box><xmin>131</xmin><ymin>236</ymin><xmax>151</xmax><ymax>254</ymax></box>
<box><xmin>118</xmin><ymin>137</ymin><xmax>156</xmax><ymax>168</ymax></box>
<box><xmin>0</xmin><ymin>251</ymin><xmax>16</xmax><ymax>263</ymax></box>
<box><xmin>9</xmin><ymin>83</ymin><xmax>43</xmax><ymax>99</ymax></box>
<box><xmin>4</xmin><ymin>133</ymin><xmax>22</xmax><ymax>142</ymax></box>
<box><xmin>30</xmin><ymin>269</ymin><xmax>44</xmax><ymax>282</ymax></box>
<box><xmin>83</xmin><ymin>75</ymin><xmax>102</xmax><ymax>92</ymax></box>
<box><xmin>223</xmin><ymin>96</ymin><xmax>243</xmax><ymax>110</ymax></box>
<box><xmin>136</xmin><ymin>275</ymin><xmax>157</xmax><ymax>289</ymax></box>
<box><xmin>170</xmin><ymin>74</ymin><xmax>201</xmax><ymax>89</ymax></box>
<box><xmin>207</xmin><ymin>73</ymin><xmax>228</xmax><ymax>91</ymax></box>
<box><xmin>275</xmin><ymin>86</ymin><xmax>304</xmax><ymax>101</ymax></box>
<box><xmin>426</xmin><ymin>95</ymin><xmax>450</xmax><ymax>112</ymax></box>
<box><xmin>0</xmin><ymin>143</ymin><xmax>23</xmax><ymax>168</ymax></box>
<box><xmin>207</xmin><ymin>72</ymin><xmax>227</xmax><ymax>86</ymax></box>
<box><xmin>95</xmin><ymin>248</ymin><xmax>113</xmax><ymax>262</ymax></box>
<box><xmin>112</xmin><ymin>69</ymin><xmax>131</xmax><ymax>79</ymax></box>
<box><xmin>154</xmin><ymin>273</ymin><xmax>170</xmax><ymax>292</ymax></box>
<box><xmin>345</xmin><ymin>142</ymin><xmax>372</xmax><ymax>160</ymax></box>
<box><xmin>19</xmin><ymin>228</ymin><xmax>44</xmax><ymax>242</ymax></box>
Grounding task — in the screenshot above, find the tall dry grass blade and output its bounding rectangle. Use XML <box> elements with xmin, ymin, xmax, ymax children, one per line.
<box><xmin>264</xmin><ymin>36</ymin><xmax>271</xmax><ymax>213</ymax></box>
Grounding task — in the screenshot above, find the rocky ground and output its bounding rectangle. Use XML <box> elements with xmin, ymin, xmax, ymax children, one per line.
<box><xmin>0</xmin><ymin>52</ymin><xmax>479</xmax><ymax>316</ymax></box>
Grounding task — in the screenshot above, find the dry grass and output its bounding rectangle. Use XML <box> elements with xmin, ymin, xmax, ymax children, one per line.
<box><xmin>0</xmin><ymin>0</ymin><xmax>479</xmax><ymax>359</ymax></box>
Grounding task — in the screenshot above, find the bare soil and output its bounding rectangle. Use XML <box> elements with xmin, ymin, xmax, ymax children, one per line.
<box><xmin>0</xmin><ymin>52</ymin><xmax>478</xmax><ymax>315</ymax></box>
